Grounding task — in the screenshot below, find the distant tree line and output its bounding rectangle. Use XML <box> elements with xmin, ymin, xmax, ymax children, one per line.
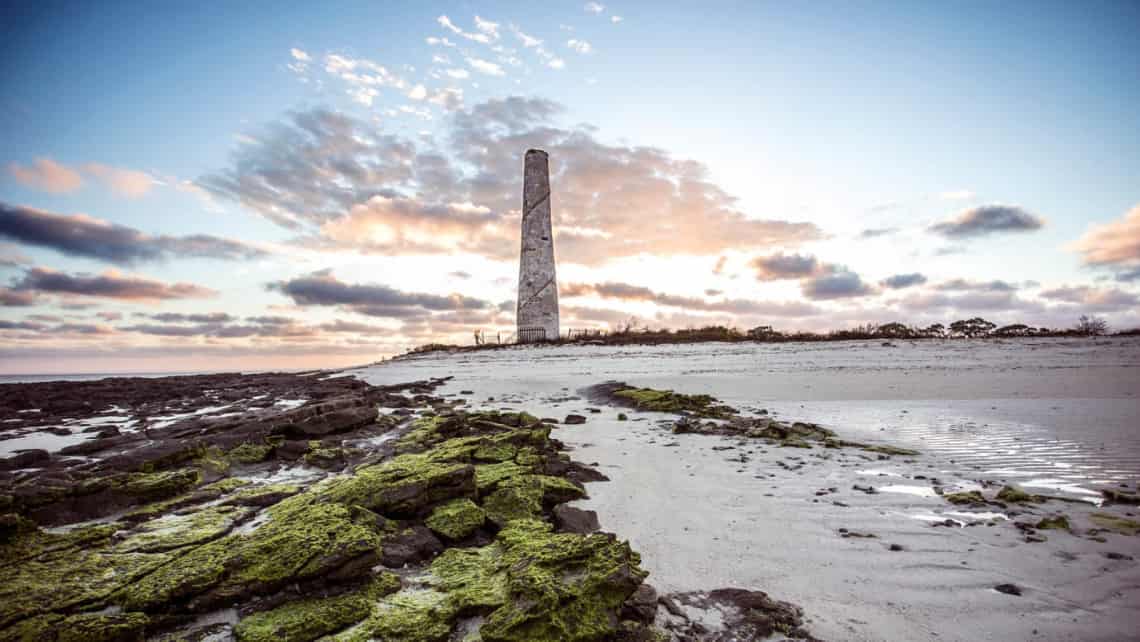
<box><xmin>405</xmin><ymin>314</ymin><xmax>1133</xmax><ymax>355</ymax></box>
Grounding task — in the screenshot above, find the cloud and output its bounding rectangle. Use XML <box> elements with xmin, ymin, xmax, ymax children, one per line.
<box><xmin>290</xmin><ymin>48</ymin><xmax>311</xmax><ymax>62</ymax></box>
<box><xmin>932</xmin><ymin>278</ymin><xmax>1018</xmax><ymax>292</ymax></box>
<box><xmin>9</xmin><ymin>267</ymin><xmax>216</xmax><ymax>301</ymax></box>
<box><xmin>880</xmin><ymin>273</ymin><xmax>927</xmax><ymax>289</ymax></box>
<box><xmin>1038</xmin><ymin>285</ymin><xmax>1138</xmax><ymax>308</ymax></box>
<box><xmin>438</xmin><ymin>15</ymin><xmax>497</xmax><ymax>44</ymax></box>
<box><xmin>750</xmin><ymin>253</ymin><xmax>826</xmax><ymax>281</ymax></box>
<box><xmin>445</xmin><ymin>68</ymin><xmax>470</xmax><ymax>79</ymax></box>
<box><xmin>584</xmin><ymin>2</ymin><xmax>605</xmax><ymax>14</ymax></box>
<box><xmin>80</xmin><ymin>163</ymin><xmax>155</xmax><ymax>198</ymax></box>
<box><xmin>929</xmin><ymin>204</ymin><xmax>1044</xmax><ymax>238</ymax></box>
<box><xmin>147</xmin><ymin>312</ymin><xmax>236</xmax><ymax>323</ymax></box>
<box><xmin>0</xmin><ymin>288</ymin><xmax>36</xmax><ymax>306</ymax></box>
<box><xmin>547</xmin><ymin>58</ymin><xmax>566</xmax><ymax>70</ymax></box>
<box><xmin>892</xmin><ymin>291</ymin><xmax>1044</xmax><ymax>315</ymax></box>
<box><xmin>7</xmin><ymin>158</ymin><xmax>84</xmax><ymax>193</ymax></box>
<box><xmin>0</xmin><ymin>242</ymin><xmax>31</xmax><ymax>267</ymax></box>
<box><xmin>466</xmin><ymin>57</ymin><xmax>506</xmax><ymax>76</ymax></box>
<box><xmin>0</xmin><ymin>201</ymin><xmax>267</xmax><ymax>265</ymax></box>
<box><xmin>858</xmin><ymin>227</ymin><xmax>898</xmax><ymax>239</ymax></box>
<box><xmin>563</xmin><ymin>281</ymin><xmax>819</xmax><ymax>316</ymax></box>
<box><xmin>611</xmin><ymin>15</ymin><xmax>623</xmax><ymax>23</ymax></box>
<box><xmin>567</xmin><ymin>39</ymin><xmax>592</xmax><ymax>54</ymax></box>
<box><xmin>268</xmin><ymin>269</ymin><xmax>489</xmax><ymax>319</ymax></box>
<box><xmin>1069</xmin><ymin>205</ymin><xmax>1140</xmax><ymax>276</ymax></box>
<box><xmin>801</xmin><ymin>270</ymin><xmax>875</xmax><ymax>300</ymax></box>
<box><xmin>200</xmin><ymin>99</ymin><xmax>822</xmax><ymax>265</ymax></box>
<box><xmin>510</xmin><ymin>25</ymin><xmax>542</xmax><ymax>48</ymax></box>
<box><xmin>8</xmin><ymin>159</ymin><xmax>158</xmax><ymax>198</ymax></box>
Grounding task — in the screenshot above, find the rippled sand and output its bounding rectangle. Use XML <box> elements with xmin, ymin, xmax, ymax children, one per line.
<box><xmin>357</xmin><ymin>336</ymin><xmax>1140</xmax><ymax>641</ymax></box>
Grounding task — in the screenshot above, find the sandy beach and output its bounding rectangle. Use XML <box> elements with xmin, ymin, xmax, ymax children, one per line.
<box><xmin>356</xmin><ymin>336</ymin><xmax>1140</xmax><ymax>641</ymax></box>
<box><xmin>2</xmin><ymin>336</ymin><xmax>1138</xmax><ymax>641</ymax></box>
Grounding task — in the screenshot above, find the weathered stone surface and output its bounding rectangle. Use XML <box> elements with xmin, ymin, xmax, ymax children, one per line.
<box><xmin>516</xmin><ymin>149</ymin><xmax>559</xmax><ymax>342</ymax></box>
<box><xmin>553</xmin><ymin>504</ymin><xmax>600</xmax><ymax>534</ymax></box>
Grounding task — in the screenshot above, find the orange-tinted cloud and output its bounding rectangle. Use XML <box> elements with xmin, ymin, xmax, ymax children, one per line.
<box><xmin>201</xmin><ymin>99</ymin><xmax>822</xmax><ymax>264</ymax></box>
<box><xmin>1070</xmin><ymin>205</ymin><xmax>1140</xmax><ymax>276</ymax></box>
<box><xmin>7</xmin><ymin>158</ymin><xmax>84</xmax><ymax>193</ymax></box>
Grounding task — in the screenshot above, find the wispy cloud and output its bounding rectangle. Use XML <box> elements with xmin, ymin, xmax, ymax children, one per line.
<box><xmin>268</xmin><ymin>269</ymin><xmax>489</xmax><ymax>319</ymax></box>
<box><xmin>7</xmin><ymin>158</ymin><xmax>84</xmax><ymax>193</ymax></box>
<box><xmin>437</xmin><ymin>15</ymin><xmax>498</xmax><ymax>44</ymax></box>
<box><xmin>0</xmin><ymin>201</ymin><xmax>267</xmax><ymax>265</ymax></box>
<box><xmin>9</xmin><ymin>267</ymin><xmax>216</xmax><ymax>302</ymax></box>
<box><xmin>584</xmin><ymin>2</ymin><xmax>606</xmax><ymax>14</ymax></box>
<box><xmin>466</xmin><ymin>57</ymin><xmax>506</xmax><ymax>76</ymax></box>
<box><xmin>567</xmin><ymin>39</ymin><xmax>592</xmax><ymax>54</ymax></box>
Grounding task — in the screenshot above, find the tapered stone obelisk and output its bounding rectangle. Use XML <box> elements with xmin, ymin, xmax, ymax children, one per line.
<box><xmin>516</xmin><ymin>149</ymin><xmax>559</xmax><ymax>342</ymax></box>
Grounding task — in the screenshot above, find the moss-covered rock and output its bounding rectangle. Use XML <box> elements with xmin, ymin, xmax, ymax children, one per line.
<box><xmin>1</xmin><ymin>532</ymin><xmax>170</xmax><ymax>629</ymax></box>
<box><xmin>996</xmin><ymin>485</ymin><xmax>1041</xmax><ymax>504</ymax></box>
<box><xmin>482</xmin><ymin>475</ymin><xmax>585</xmax><ymax>528</ymax></box>
<box><xmin>113</xmin><ymin>505</ymin><xmax>251</xmax><ymax>553</ymax></box>
<box><xmin>220</xmin><ymin>483</ymin><xmax>301</xmax><ymax>508</ymax></box>
<box><xmin>321</xmin><ymin>454</ymin><xmax>475</xmax><ymax>517</ymax></box>
<box><xmin>426</xmin><ymin>499</ymin><xmax>486</xmax><ymax>540</ymax></box>
<box><xmin>123</xmin><ymin>468</ymin><xmax>202</xmax><ymax>501</ymax></box>
<box><xmin>120</xmin><ymin>498</ymin><xmax>381</xmax><ymax>611</ymax></box>
<box><xmin>228</xmin><ymin>442</ymin><xmax>274</xmax><ymax>464</ymax></box>
<box><xmin>1035</xmin><ymin>515</ymin><xmax>1071</xmax><ymax>531</ymax></box>
<box><xmin>1</xmin><ymin>611</ymin><xmax>148</xmax><ymax>642</ymax></box>
<box><xmin>943</xmin><ymin>491</ymin><xmax>986</xmax><ymax>505</ymax></box>
<box><xmin>611</xmin><ymin>387</ymin><xmax>735</xmax><ymax>419</ymax></box>
<box><xmin>347</xmin><ymin>519</ymin><xmax>646</xmax><ymax>642</ymax></box>
<box><xmin>1090</xmin><ymin>513</ymin><xmax>1140</xmax><ymax>536</ymax></box>
<box><xmin>234</xmin><ymin>573</ymin><xmax>400</xmax><ymax>642</ymax></box>
<box><xmin>56</xmin><ymin>612</ymin><xmax>149</xmax><ymax>642</ymax></box>
<box><xmin>123</xmin><ymin>477</ymin><xmax>250</xmax><ymax>523</ymax></box>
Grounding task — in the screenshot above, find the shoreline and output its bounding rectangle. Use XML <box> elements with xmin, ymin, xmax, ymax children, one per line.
<box><xmin>0</xmin><ymin>370</ymin><xmax>824</xmax><ymax>641</ymax></box>
<box><xmin>3</xmin><ymin>338</ymin><xmax>1139</xmax><ymax>640</ymax></box>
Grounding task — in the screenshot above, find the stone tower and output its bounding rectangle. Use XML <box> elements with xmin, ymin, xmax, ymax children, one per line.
<box><xmin>516</xmin><ymin>149</ymin><xmax>559</xmax><ymax>342</ymax></box>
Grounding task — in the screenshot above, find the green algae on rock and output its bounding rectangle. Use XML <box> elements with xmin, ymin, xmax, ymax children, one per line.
<box><xmin>1036</xmin><ymin>515</ymin><xmax>1072</xmax><ymax>532</ymax></box>
<box><xmin>996</xmin><ymin>485</ymin><xmax>1042</xmax><ymax>504</ymax></box>
<box><xmin>426</xmin><ymin>498</ymin><xmax>486</xmax><ymax>540</ymax></box>
<box><xmin>610</xmin><ymin>385</ymin><xmax>736</xmax><ymax>419</ymax></box>
<box><xmin>234</xmin><ymin>572</ymin><xmax>401</xmax><ymax>642</ymax></box>
<box><xmin>346</xmin><ymin>519</ymin><xmax>647</xmax><ymax>642</ymax></box>
<box><xmin>943</xmin><ymin>491</ymin><xmax>987</xmax><ymax>506</ymax></box>
<box><xmin>113</xmin><ymin>504</ymin><xmax>252</xmax><ymax>553</ymax></box>
<box><xmin>1089</xmin><ymin>513</ymin><xmax>1140</xmax><ymax>536</ymax></box>
<box><xmin>227</xmin><ymin>442</ymin><xmax>275</xmax><ymax>464</ymax></box>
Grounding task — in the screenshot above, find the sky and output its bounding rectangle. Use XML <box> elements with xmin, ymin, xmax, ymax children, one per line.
<box><xmin>1</xmin><ymin>0</ymin><xmax>1139</xmax><ymax>374</ymax></box>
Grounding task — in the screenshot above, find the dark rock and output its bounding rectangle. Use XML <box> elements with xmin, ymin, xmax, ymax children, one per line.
<box><xmin>380</xmin><ymin>525</ymin><xmax>444</xmax><ymax>568</ymax></box>
<box><xmin>2</xmin><ymin>449</ymin><xmax>50</xmax><ymax>469</ymax></box>
<box><xmin>1103</xmin><ymin>551</ymin><xmax>1134</xmax><ymax>561</ymax></box>
<box><xmin>563</xmin><ymin>414</ymin><xmax>587</xmax><ymax>425</ymax></box>
<box><xmin>889</xmin><ymin>543</ymin><xmax>904</xmax><ymax>551</ymax></box>
<box><xmin>621</xmin><ymin>583</ymin><xmax>658</xmax><ymax>623</ymax></box>
<box><xmin>553</xmin><ymin>505</ymin><xmax>600</xmax><ymax>534</ymax></box>
<box><xmin>994</xmin><ymin>583</ymin><xmax>1022</xmax><ymax>596</ymax></box>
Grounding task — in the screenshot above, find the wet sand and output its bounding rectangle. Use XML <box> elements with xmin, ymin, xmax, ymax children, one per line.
<box><xmin>358</xmin><ymin>336</ymin><xmax>1140</xmax><ymax>641</ymax></box>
